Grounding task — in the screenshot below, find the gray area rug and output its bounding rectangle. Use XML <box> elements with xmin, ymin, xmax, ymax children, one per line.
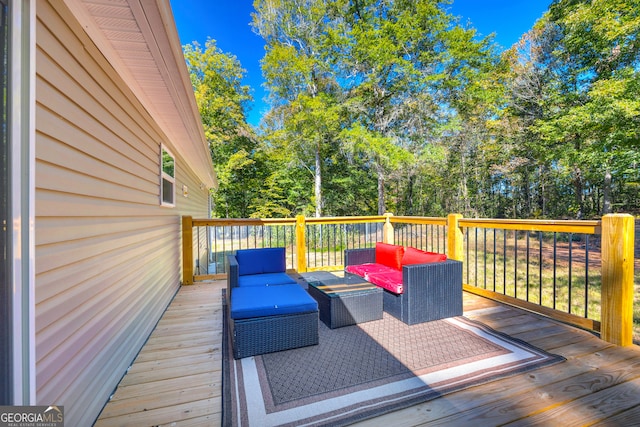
<box><xmin>222</xmin><ymin>293</ymin><xmax>564</xmax><ymax>427</ymax></box>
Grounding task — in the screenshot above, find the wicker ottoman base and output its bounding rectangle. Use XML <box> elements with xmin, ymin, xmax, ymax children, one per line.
<box><xmin>231</xmin><ymin>310</ymin><xmax>319</xmax><ymax>359</ymax></box>
<box><xmin>308</xmin><ymin>280</ymin><xmax>383</xmax><ymax>329</ymax></box>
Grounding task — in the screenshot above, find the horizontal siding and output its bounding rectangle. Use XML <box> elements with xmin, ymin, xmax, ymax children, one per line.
<box><xmin>178</xmin><ymin>158</ymin><xmax>211</xmax><ymax>275</ymax></box>
<box><xmin>36</xmin><ymin>8</ymin><xmax>158</xmax><ymax>159</ymax></box>
<box><xmin>36</xmin><ymin>112</ymin><xmax>158</xmax><ymax>188</ymax></box>
<box><xmin>34</xmin><ymin>2</ymin><xmax>211</xmax><ymax>426</ymax></box>
<box><xmin>35</xmin><ymin>216</ymin><xmax>173</xmax><ymax>249</ymax></box>
<box><xmin>177</xmin><ymin>155</ymin><xmax>211</xmax><ymax>213</ymax></box>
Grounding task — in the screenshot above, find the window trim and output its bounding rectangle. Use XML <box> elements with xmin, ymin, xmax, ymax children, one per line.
<box><xmin>160</xmin><ymin>144</ymin><xmax>175</xmax><ymax>207</ymax></box>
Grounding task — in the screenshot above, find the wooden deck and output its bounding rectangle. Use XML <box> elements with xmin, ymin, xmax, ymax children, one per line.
<box><xmin>94</xmin><ymin>280</ymin><xmax>640</xmax><ymax>426</ymax></box>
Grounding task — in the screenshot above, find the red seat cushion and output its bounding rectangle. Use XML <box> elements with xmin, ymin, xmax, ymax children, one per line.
<box><xmin>345</xmin><ymin>263</ymin><xmax>391</xmax><ymax>278</ymax></box>
<box><xmin>367</xmin><ymin>270</ymin><xmax>403</xmax><ymax>294</ymax></box>
<box><xmin>375</xmin><ymin>242</ymin><xmax>404</xmax><ymax>270</ymax></box>
<box><xmin>346</xmin><ymin>263</ymin><xmax>404</xmax><ymax>294</ymax></box>
<box><xmin>401</xmin><ymin>247</ymin><xmax>447</xmax><ymax>265</ymax></box>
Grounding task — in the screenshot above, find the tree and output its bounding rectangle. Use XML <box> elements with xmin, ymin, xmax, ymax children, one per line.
<box><xmin>495</xmin><ymin>1</ymin><xmax>640</xmax><ymax>219</ymax></box>
<box><xmin>497</xmin><ymin>19</ymin><xmax>564</xmax><ymax>218</ymax></box>
<box><xmin>253</xmin><ymin>0</ymin><xmax>501</xmax><ymax>216</ymax></box>
<box><xmin>183</xmin><ymin>39</ymin><xmax>262</xmax><ymax>218</ymax></box>
<box><xmin>184</xmin><ymin>39</ymin><xmax>252</xmax><ymax>150</ymax></box>
<box><xmin>185</xmin><ymin>0</ymin><xmax>639</xmax><ymax>220</ymax></box>
<box><xmin>252</xmin><ymin>0</ymin><xmax>346</xmax><ymax>217</ymax></box>
<box><xmin>538</xmin><ymin>0</ymin><xmax>640</xmax><ymax>216</ymax></box>
<box><xmin>334</xmin><ymin>0</ymin><xmax>438</xmax><ymax>214</ymax></box>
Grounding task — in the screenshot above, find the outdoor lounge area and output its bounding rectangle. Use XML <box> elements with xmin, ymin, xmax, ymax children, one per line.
<box><xmin>8</xmin><ymin>1</ymin><xmax>637</xmax><ymax>425</ymax></box>
<box><xmin>93</xmin><ymin>214</ymin><xmax>639</xmax><ymax>426</ymax></box>
<box><xmin>95</xmin><ymin>278</ymin><xmax>640</xmax><ymax>426</ymax></box>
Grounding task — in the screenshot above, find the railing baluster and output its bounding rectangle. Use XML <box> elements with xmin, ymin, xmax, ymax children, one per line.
<box><xmin>214</xmin><ymin>224</ymin><xmax>218</xmax><ymax>273</ymax></box>
<box><xmin>333</xmin><ymin>224</ymin><xmax>338</xmax><ymax>265</ymax></box>
<box><xmin>275</xmin><ymin>225</ymin><xmax>278</xmax><ymax>250</ymax></box>
<box><xmin>568</xmin><ymin>233</ymin><xmax>573</xmax><ymax>314</ymax></box>
<box><xmin>585</xmin><ymin>234</ymin><xmax>589</xmax><ymax>319</ymax></box>
<box><xmin>474</xmin><ymin>227</ymin><xmax>478</xmax><ymax>288</ymax></box>
<box><xmin>196</xmin><ymin>225</ymin><xmax>201</xmax><ymax>275</ymax></box>
<box><xmin>465</xmin><ymin>227</ymin><xmax>470</xmax><ymax>284</ymax></box>
<box><xmin>341</xmin><ymin>224</ymin><xmax>346</xmax><ymax>264</ymax></box>
<box><xmin>287</xmin><ymin>225</ymin><xmax>292</xmax><ymax>270</ymax></box>
<box><xmin>493</xmin><ymin>228</ymin><xmax>497</xmax><ymax>292</ymax></box>
<box><xmin>514</xmin><ymin>230</ymin><xmax>517</xmax><ymax>299</ymax></box>
<box><xmin>526</xmin><ymin>231</ymin><xmax>530</xmax><ymax>301</ymax></box>
<box><xmin>483</xmin><ymin>228</ymin><xmax>487</xmax><ymax>290</ymax></box>
<box><xmin>539</xmin><ymin>231</ymin><xmax>543</xmax><ymax>305</ymax></box>
<box><xmin>553</xmin><ymin>232</ymin><xmax>557</xmax><ymax>310</ymax></box>
<box><xmin>503</xmin><ymin>230</ymin><xmax>507</xmax><ymax>295</ymax></box>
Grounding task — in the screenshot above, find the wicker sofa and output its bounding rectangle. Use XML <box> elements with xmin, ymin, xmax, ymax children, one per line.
<box><xmin>344</xmin><ymin>243</ymin><xmax>463</xmax><ymax>325</ymax></box>
<box><xmin>226</xmin><ymin>248</ymin><xmax>319</xmax><ymax>359</ymax></box>
<box><xmin>226</xmin><ymin>247</ymin><xmax>300</xmax><ymax>288</ymax></box>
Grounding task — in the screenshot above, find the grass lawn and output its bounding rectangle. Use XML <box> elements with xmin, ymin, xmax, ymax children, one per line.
<box><xmin>461</xmin><ymin>229</ymin><xmax>640</xmax><ymax>344</ymax></box>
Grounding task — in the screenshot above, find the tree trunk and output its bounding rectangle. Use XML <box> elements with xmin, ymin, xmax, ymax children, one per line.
<box><xmin>315</xmin><ymin>145</ymin><xmax>322</xmax><ymax>218</ymax></box>
<box><xmin>573</xmin><ymin>166</ymin><xmax>584</xmax><ymax>219</ymax></box>
<box><xmin>405</xmin><ymin>174</ymin><xmax>415</xmax><ymax>215</ymax></box>
<box><xmin>377</xmin><ymin>163</ymin><xmax>385</xmax><ymax>215</ymax></box>
<box><xmin>602</xmin><ymin>168</ymin><xmax>612</xmax><ymax>214</ymax></box>
<box><xmin>538</xmin><ymin>164</ymin><xmax>546</xmax><ymax>217</ymax></box>
<box><xmin>459</xmin><ymin>149</ymin><xmax>470</xmax><ymax>214</ymax></box>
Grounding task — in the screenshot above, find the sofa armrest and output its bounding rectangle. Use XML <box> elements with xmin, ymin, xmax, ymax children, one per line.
<box><xmin>402</xmin><ymin>259</ymin><xmax>463</xmax><ymax>320</ymax></box>
<box><xmin>226</xmin><ymin>254</ymin><xmax>239</xmax><ymax>303</ymax></box>
<box><xmin>344</xmin><ymin>248</ymin><xmax>376</xmax><ymax>267</ymax></box>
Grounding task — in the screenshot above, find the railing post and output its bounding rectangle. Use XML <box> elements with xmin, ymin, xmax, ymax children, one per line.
<box><xmin>383</xmin><ymin>213</ymin><xmax>394</xmax><ymax>245</ymax></box>
<box><xmin>182</xmin><ymin>216</ymin><xmax>194</xmax><ymax>285</ymax></box>
<box><xmin>296</xmin><ymin>215</ymin><xmax>307</xmax><ymax>273</ymax></box>
<box><xmin>447</xmin><ymin>213</ymin><xmax>464</xmax><ymax>261</ymax></box>
<box><xmin>601</xmin><ymin>214</ymin><xmax>635</xmax><ymax>346</ymax></box>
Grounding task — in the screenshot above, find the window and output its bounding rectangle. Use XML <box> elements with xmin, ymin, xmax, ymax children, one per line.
<box><xmin>161</xmin><ymin>146</ymin><xmax>175</xmax><ymax>206</ymax></box>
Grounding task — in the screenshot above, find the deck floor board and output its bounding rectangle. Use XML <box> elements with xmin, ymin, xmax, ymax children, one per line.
<box><xmin>94</xmin><ymin>280</ymin><xmax>640</xmax><ymax>427</ymax></box>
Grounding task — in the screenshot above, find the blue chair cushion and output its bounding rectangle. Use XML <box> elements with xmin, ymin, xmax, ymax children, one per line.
<box><xmin>230</xmin><ymin>284</ymin><xmax>318</xmax><ymax>320</ymax></box>
<box><xmin>238</xmin><ymin>272</ymin><xmax>297</xmax><ymax>287</ymax></box>
<box><xmin>235</xmin><ymin>248</ymin><xmax>287</xmax><ymax>276</ymax></box>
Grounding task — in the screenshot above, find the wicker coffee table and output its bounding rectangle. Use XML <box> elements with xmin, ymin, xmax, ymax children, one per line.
<box><xmin>307</xmin><ymin>274</ymin><xmax>383</xmax><ymax>329</ymax></box>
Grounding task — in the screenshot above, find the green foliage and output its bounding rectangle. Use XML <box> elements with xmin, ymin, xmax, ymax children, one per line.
<box><xmin>187</xmin><ymin>0</ymin><xmax>639</xmax><ymax>220</ymax></box>
<box><xmin>184</xmin><ymin>39</ymin><xmax>271</xmax><ymax>218</ymax></box>
<box><xmin>490</xmin><ymin>0</ymin><xmax>640</xmax><ymax>218</ymax></box>
<box><xmin>183</xmin><ymin>39</ymin><xmax>252</xmax><ymax>149</ymax></box>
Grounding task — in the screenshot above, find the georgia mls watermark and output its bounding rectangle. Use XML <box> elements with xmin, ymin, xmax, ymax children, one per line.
<box><xmin>0</xmin><ymin>406</ymin><xmax>64</xmax><ymax>427</ymax></box>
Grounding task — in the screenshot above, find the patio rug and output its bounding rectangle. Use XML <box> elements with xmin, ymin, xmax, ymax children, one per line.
<box><xmin>222</xmin><ymin>293</ymin><xmax>564</xmax><ymax>427</ymax></box>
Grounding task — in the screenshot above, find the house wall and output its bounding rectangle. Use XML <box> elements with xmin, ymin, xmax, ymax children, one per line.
<box><xmin>34</xmin><ymin>2</ymin><xmax>211</xmax><ymax>425</ymax></box>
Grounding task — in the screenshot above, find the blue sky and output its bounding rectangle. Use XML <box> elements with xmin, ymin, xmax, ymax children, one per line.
<box><xmin>170</xmin><ymin>0</ymin><xmax>551</xmax><ymax>127</ymax></box>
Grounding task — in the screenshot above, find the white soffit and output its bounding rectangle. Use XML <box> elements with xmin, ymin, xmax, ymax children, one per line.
<box><xmin>67</xmin><ymin>0</ymin><xmax>217</xmax><ymax>188</ymax></box>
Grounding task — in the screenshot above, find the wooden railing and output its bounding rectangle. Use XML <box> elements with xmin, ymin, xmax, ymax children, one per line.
<box><xmin>182</xmin><ymin>213</ymin><xmax>635</xmax><ymax>346</ymax></box>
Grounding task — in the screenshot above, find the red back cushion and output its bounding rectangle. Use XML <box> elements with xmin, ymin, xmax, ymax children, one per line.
<box><xmin>401</xmin><ymin>247</ymin><xmax>447</xmax><ymax>265</ymax></box>
<box><xmin>375</xmin><ymin>242</ymin><xmax>404</xmax><ymax>270</ymax></box>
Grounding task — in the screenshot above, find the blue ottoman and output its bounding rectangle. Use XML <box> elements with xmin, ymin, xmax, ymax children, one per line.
<box><xmin>230</xmin><ymin>284</ymin><xmax>319</xmax><ymax>359</ymax></box>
